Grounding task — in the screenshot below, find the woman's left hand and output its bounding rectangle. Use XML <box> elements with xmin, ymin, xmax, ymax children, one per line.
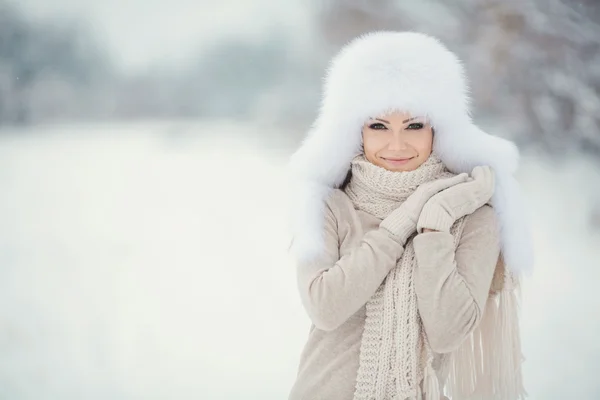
<box><xmin>417</xmin><ymin>166</ymin><xmax>495</xmax><ymax>233</ymax></box>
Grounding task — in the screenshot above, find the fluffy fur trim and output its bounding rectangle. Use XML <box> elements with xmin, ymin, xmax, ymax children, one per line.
<box><xmin>288</xmin><ymin>31</ymin><xmax>533</xmax><ymax>274</ymax></box>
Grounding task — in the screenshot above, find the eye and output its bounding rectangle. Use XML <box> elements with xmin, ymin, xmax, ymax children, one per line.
<box><xmin>368</xmin><ymin>122</ymin><xmax>387</xmax><ymax>130</ymax></box>
<box><xmin>406</xmin><ymin>122</ymin><xmax>424</xmax><ymax>130</ymax></box>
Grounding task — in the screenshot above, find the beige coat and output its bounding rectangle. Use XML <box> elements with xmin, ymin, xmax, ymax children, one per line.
<box><xmin>289</xmin><ymin>189</ymin><xmax>500</xmax><ymax>400</ymax></box>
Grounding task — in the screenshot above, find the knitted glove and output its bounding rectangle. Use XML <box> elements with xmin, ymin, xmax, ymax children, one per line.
<box><xmin>417</xmin><ymin>166</ymin><xmax>495</xmax><ymax>233</ymax></box>
<box><xmin>380</xmin><ymin>173</ymin><xmax>469</xmax><ymax>244</ymax></box>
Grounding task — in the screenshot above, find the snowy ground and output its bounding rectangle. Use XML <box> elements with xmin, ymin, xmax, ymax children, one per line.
<box><xmin>0</xmin><ymin>120</ymin><xmax>598</xmax><ymax>399</ymax></box>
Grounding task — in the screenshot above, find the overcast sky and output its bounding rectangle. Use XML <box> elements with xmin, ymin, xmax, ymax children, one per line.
<box><xmin>12</xmin><ymin>0</ymin><xmax>311</xmax><ymax>72</ymax></box>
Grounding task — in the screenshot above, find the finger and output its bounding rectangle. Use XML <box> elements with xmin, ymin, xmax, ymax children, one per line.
<box><xmin>415</xmin><ymin>173</ymin><xmax>467</xmax><ymax>193</ymax></box>
<box><xmin>479</xmin><ymin>166</ymin><xmax>494</xmax><ymax>187</ymax></box>
<box><xmin>471</xmin><ymin>166</ymin><xmax>484</xmax><ymax>180</ymax></box>
<box><xmin>419</xmin><ymin>173</ymin><xmax>468</xmax><ymax>197</ymax></box>
<box><xmin>479</xmin><ymin>165</ymin><xmax>491</xmax><ymax>181</ymax></box>
<box><xmin>435</xmin><ymin>173</ymin><xmax>469</xmax><ymax>189</ymax></box>
<box><xmin>474</xmin><ymin>166</ymin><xmax>495</xmax><ymax>196</ymax></box>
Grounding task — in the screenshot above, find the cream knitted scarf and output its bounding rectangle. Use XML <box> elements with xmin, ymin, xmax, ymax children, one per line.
<box><xmin>345</xmin><ymin>155</ymin><xmax>526</xmax><ymax>400</ymax></box>
<box><xmin>346</xmin><ymin>154</ymin><xmax>465</xmax><ymax>400</ymax></box>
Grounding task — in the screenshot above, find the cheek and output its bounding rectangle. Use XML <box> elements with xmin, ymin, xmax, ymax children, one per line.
<box><xmin>362</xmin><ymin>132</ymin><xmax>384</xmax><ymax>155</ymax></box>
<box><xmin>416</xmin><ymin>131</ymin><xmax>433</xmax><ymax>156</ymax></box>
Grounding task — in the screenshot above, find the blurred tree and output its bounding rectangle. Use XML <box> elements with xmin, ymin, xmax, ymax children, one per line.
<box><xmin>187</xmin><ymin>34</ymin><xmax>290</xmax><ymax>118</ymax></box>
<box><xmin>313</xmin><ymin>0</ymin><xmax>401</xmax><ymax>45</ymax></box>
<box><xmin>462</xmin><ymin>0</ymin><xmax>600</xmax><ymax>157</ymax></box>
<box><xmin>98</xmin><ymin>32</ymin><xmax>297</xmax><ymax>122</ymax></box>
<box><xmin>0</xmin><ymin>1</ymin><xmax>111</xmax><ymax>125</ymax></box>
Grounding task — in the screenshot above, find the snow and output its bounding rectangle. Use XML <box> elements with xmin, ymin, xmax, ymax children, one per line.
<box><xmin>0</xmin><ymin>120</ymin><xmax>598</xmax><ymax>399</ymax></box>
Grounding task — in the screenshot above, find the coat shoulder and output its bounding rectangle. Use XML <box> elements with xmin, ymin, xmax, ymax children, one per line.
<box><xmin>464</xmin><ymin>204</ymin><xmax>498</xmax><ymax>227</ymax></box>
<box><xmin>324</xmin><ymin>188</ymin><xmax>356</xmax><ymax>218</ymax></box>
<box><xmin>460</xmin><ymin>204</ymin><xmax>501</xmax><ymax>246</ymax></box>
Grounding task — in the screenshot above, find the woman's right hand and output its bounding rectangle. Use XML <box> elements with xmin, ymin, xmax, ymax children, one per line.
<box><xmin>380</xmin><ymin>173</ymin><xmax>469</xmax><ymax>244</ymax></box>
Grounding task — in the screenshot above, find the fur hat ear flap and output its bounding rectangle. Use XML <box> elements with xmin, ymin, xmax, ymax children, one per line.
<box><xmin>286</xmin><ymin>178</ymin><xmax>332</xmax><ymax>263</ymax></box>
<box><xmin>433</xmin><ymin>121</ymin><xmax>520</xmax><ymax>175</ymax></box>
<box><xmin>289</xmin><ymin>116</ymin><xmax>364</xmax><ymax>187</ymax></box>
<box><xmin>287</xmin><ymin>116</ymin><xmax>364</xmax><ymax>263</ymax></box>
<box><xmin>492</xmin><ymin>172</ymin><xmax>534</xmax><ymax>275</ymax></box>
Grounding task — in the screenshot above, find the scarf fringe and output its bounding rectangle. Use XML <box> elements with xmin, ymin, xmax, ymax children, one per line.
<box><xmin>423</xmin><ymin>336</ymin><xmax>442</xmax><ymax>400</ymax></box>
<box><xmin>443</xmin><ymin>274</ymin><xmax>527</xmax><ymax>400</ymax></box>
<box><xmin>424</xmin><ymin>363</ymin><xmax>441</xmax><ymax>400</ymax></box>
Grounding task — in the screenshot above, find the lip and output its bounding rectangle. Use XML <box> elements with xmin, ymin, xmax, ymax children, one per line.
<box><xmin>382</xmin><ymin>157</ymin><xmax>414</xmax><ymax>165</ymax></box>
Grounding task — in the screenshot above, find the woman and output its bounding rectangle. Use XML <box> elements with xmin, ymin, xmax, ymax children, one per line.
<box><xmin>287</xmin><ymin>32</ymin><xmax>533</xmax><ymax>400</ymax></box>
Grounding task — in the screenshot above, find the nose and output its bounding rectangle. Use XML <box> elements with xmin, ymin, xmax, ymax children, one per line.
<box><xmin>388</xmin><ymin>131</ymin><xmax>408</xmax><ymax>151</ymax></box>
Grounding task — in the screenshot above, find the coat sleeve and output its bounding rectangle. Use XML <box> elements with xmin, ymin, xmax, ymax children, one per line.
<box><xmin>412</xmin><ymin>205</ymin><xmax>500</xmax><ymax>353</ymax></box>
<box><xmin>296</xmin><ymin>195</ymin><xmax>405</xmax><ymax>332</ymax></box>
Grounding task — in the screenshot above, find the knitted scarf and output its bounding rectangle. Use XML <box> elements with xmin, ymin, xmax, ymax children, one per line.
<box><xmin>345</xmin><ymin>155</ymin><xmax>526</xmax><ymax>400</ymax></box>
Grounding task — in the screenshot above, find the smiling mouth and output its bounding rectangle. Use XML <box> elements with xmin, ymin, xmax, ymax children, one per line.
<box><xmin>382</xmin><ymin>157</ymin><xmax>414</xmax><ymax>164</ymax></box>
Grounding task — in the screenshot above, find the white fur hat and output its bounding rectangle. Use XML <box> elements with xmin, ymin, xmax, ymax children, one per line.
<box><xmin>288</xmin><ymin>31</ymin><xmax>533</xmax><ymax>274</ymax></box>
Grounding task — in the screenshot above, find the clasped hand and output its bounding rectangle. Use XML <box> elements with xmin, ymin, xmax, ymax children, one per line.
<box><xmin>379</xmin><ymin>166</ymin><xmax>494</xmax><ymax>243</ymax></box>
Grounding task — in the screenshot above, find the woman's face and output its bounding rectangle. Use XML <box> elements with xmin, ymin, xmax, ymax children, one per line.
<box><xmin>362</xmin><ymin>110</ymin><xmax>433</xmax><ymax>172</ymax></box>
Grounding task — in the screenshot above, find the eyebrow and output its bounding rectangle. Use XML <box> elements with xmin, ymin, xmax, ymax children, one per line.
<box><xmin>373</xmin><ymin>117</ymin><xmax>420</xmax><ymax>124</ymax></box>
<box><xmin>403</xmin><ymin>117</ymin><xmax>419</xmax><ymax>123</ymax></box>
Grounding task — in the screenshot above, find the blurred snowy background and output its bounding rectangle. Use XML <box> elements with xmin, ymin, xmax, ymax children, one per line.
<box><xmin>1</xmin><ymin>0</ymin><xmax>599</xmax><ymax>399</ymax></box>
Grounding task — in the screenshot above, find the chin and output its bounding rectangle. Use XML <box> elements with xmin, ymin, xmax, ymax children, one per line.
<box><xmin>378</xmin><ymin>158</ymin><xmax>419</xmax><ymax>172</ymax></box>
